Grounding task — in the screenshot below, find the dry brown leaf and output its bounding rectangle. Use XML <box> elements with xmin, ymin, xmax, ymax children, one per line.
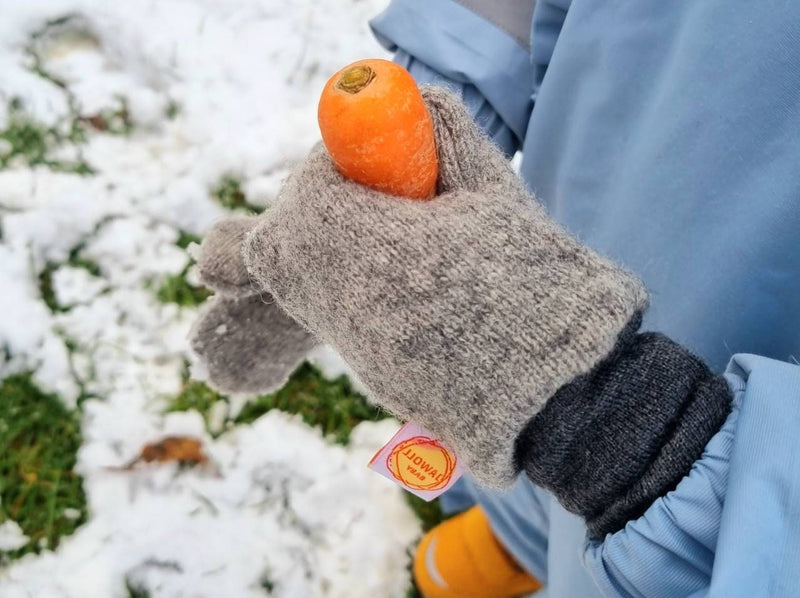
<box><xmin>117</xmin><ymin>435</ymin><xmax>209</xmax><ymax>470</ymax></box>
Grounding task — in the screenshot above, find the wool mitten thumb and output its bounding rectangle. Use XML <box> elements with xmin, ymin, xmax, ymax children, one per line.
<box><xmin>195</xmin><ymin>217</ymin><xmax>259</xmax><ymax>298</ymax></box>
<box><xmin>189</xmin><ymin>216</ymin><xmax>317</xmax><ymax>394</ymax></box>
<box><xmin>244</xmin><ymin>87</ymin><xmax>731</xmax><ymax>538</ymax></box>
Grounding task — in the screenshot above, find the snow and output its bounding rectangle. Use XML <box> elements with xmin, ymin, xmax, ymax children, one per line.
<box><xmin>0</xmin><ymin>522</ymin><xmax>29</xmax><ymax>553</ymax></box>
<box><xmin>0</xmin><ymin>1</ymin><xmax>424</xmax><ymax>596</ymax></box>
<box><xmin>2</xmin><ymin>414</ymin><xmax>417</xmax><ymax>598</ymax></box>
<box><xmin>52</xmin><ymin>266</ymin><xmax>108</xmax><ymax>308</ymax></box>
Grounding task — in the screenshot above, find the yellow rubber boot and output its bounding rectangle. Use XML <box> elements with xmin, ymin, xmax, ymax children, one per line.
<box><xmin>413</xmin><ymin>505</ymin><xmax>543</xmax><ymax>598</ymax></box>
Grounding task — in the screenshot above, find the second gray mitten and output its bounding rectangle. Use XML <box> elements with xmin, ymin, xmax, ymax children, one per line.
<box><xmin>190</xmin><ymin>294</ymin><xmax>318</xmax><ymax>395</ymax></box>
<box><xmin>189</xmin><ymin>216</ymin><xmax>318</xmax><ymax>394</ymax></box>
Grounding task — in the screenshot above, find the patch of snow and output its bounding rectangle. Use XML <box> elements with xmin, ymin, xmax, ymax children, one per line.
<box><xmin>308</xmin><ymin>345</ymin><xmax>370</xmax><ymax>396</ymax></box>
<box><xmin>242</xmin><ymin>167</ymin><xmax>294</xmax><ymax>210</ymax></box>
<box><xmin>62</xmin><ymin>508</ymin><xmax>82</xmax><ymax>520</ymax></box>
<box><xmin>52</xmin><ymin>265</ymin><xmax>107</xmax><ymax>307</ymax></box>
<box><xmin>1</xmin><ymin>414</ymin><xmax>415</xmax><ymax>598</ymax></box>
<box><xmin>0</xmin><ymin>0</ymin><xmax>417</xmax><ymax>595</ymax></box>
<box><xmin>0</xmin><ymin>521</ymin><xmax>29</xmax><ymax>552</ymax></box>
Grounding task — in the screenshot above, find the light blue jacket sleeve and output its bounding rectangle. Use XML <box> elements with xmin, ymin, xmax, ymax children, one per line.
<box><xmin>585</xmin><ymin>355</ymin><xmax>800</xmax><ymax>597</ymax></box>
<box><xmin>369</xmin><ymin>0</ymin><xmax>535</xmax><ymax>152</ymax></box>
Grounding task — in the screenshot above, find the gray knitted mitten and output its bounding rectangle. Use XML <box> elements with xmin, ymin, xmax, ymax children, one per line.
<box><xmin>243</xmin><ymin>87</ymin><xmax>648</xmax><ymax>487</ymax></box>
<box><xmin>193</xmin><ymin>87</ymin><xmax>732</xmax><ymax>539</ymax></box>
<box><xmin>189</xmin><ymin>217</ymin><xmax>317</xmax><ymax>394</ymax></box>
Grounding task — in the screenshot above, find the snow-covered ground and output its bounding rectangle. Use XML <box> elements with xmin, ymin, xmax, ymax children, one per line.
<box><xmin>0</xmin><ymin>1</ymin><xmax>426</xmax><ymax>596</ymax></box>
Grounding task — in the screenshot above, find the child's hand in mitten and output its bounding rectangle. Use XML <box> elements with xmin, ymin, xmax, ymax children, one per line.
<box><xmin>241</xmin><ymin>86</ymin><xmax>647</xmax><ymax>488</ymax></box>
<box><xmin>196</xmin><ymin>87</ymin><xmax>731</xmax><ymax>539</ymax></box>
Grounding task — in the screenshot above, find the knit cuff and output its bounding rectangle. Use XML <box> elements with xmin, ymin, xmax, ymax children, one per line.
<box><xmin>513</xmin><ymin>314</ymin><xmax>733</xmax><ymax>539</ymax></box>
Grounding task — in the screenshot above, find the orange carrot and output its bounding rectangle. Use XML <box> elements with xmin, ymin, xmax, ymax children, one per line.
<box><xmin>318</xmin><ymin>58</ymin><xmax>438</xmax><ymax>200</ymax></box>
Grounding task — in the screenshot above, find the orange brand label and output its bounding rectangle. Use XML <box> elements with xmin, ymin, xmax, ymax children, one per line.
<box><xmin>386</xmin><ymin>436</ymin><xmax>457</xmax><ymax>491</ymax></box>
<box><xmin>369</xmin><ymin>422</ymin><xmax>463</xmax><ymax>501</ymax></box>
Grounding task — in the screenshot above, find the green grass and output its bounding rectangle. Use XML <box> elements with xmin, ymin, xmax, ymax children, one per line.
<box><xmin>153</xmin><ymin>231</ymin><xmax>209</xmax><ymax>307</ymax></box>
<box><xmin>0</xmin><ymin>373</ymin><xmax>87</xmax><ymax>561</ymax></box>
<box><xmin>259</xmin><ymin>572</ymin><xmax>275</xmax><ymax>594</ymax></box>
<box><xmin>0</xmin><ymin>18</ymin><xmax>132</xmax><ymax>175</ymax></box>
<box><xmin>38</xmin><ymin>262</ymin><xmax>63</xmax><ymax>312</ymax></box>
<box><xmin>0</xmin><ymin>101</ymin><xmax>50</xmax><ymax>163</ymax></box>
<box><xmin>165</xmin><ymin>377</ymin><xmax>227</xmax><ymax>434</ymax></box>
<box><xmin>166</xmin><ymin>362</ymin><xmax>390</xmax><ymax>444</ymax></box>
<box><xmin>0</xmin><ymin>101</ymin><xmax>93</xmax><ymax>175</ymax></box>
<box><xmin>164</xmin><ymin>101</ymin><xmax>180</xmax><ymax>120</ymax></box>
<box><xmin>406</xmin><ymin>580</ymin><xmax>423</xmax><ymax>598</ymax></box>
<box><xmin>404</xmin><ymin>494</ymin><xmax>444</xmax><ymax>534</ymax></box>
<box><xmin>175</xmin><ymin>230</ymin><xmax>201</xmax><ymax>250</ymax></box>
<box><xmin>232</xmin><ymin>363</ymin><xmax>389</xmax><ymax>445</ymax></box>
<box><xmin>211</xmin><ymin>175</ymin><xmax>261</xmax><ymax>213</ymax></box>
<box><xmin>155</xmin><ymin>272</ymin><xmax>212</xmax><ymax>307</ymax></box>
<box><xmin>125</xmin><ymin>578</ymin><xmax>151</xmax><ymax>598</ymax></box>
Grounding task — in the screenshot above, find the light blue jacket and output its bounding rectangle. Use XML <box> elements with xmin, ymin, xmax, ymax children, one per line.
<box><xmin>371</xmin><ymin>1</ymin><xmax>800</xmax><ymax>595</ymax></box>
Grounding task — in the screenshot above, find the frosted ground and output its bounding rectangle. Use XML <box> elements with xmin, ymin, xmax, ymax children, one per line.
<box><xmin>0</xmin><ymin>1</ymin><xmax>428</xmax><ymax>596</ymax></box>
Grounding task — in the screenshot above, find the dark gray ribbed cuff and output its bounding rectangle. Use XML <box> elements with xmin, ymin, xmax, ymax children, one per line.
<box><xmin>513</xmin><ymin>314</ymin><xmax>732</xmax><ymax>539</ymax></box>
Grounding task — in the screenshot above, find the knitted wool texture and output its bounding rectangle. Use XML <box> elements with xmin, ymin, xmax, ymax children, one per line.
<box><xmin>190</xmin><ymin>216</ymin><xmax>318</xmax><ymax>394</ymax></box>
<box><xmin>190</xmin><ymin>294</ymin><xmax>318</xmax><ymax>394</ymax></box>
<box><xmin>516</xmin><ymin>314</ymin><xmax>732</xmax><ymax>538</ymax></box>
<box><xmin>242</xmin><ymin>87</ymin><xmax>649</xmax><ymax>487</ymax></box>
<box><xmin>196</xmin><ymin>217</ymin><xmax>261</xmax><ymax>297</ymax></box>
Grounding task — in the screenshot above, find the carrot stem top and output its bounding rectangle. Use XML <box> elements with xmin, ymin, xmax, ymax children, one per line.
<box><xmin>336</xmin><ymin>66</ymin><xmax>376</xmax><ymax>94</ymax></box>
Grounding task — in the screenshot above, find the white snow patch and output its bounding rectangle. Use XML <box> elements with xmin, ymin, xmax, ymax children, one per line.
<box><xmin>309</xmin><ymin>345</ymin><xmax>370</xmax><ymax>396</ymax></box>
<box><xmin>52</xmin><ymin>265</ymin><xmax>107</xmax><ymax>307</ymax></box>
<box><xmin>0</xmin><ymin>414</ymin><xmax>416</xmax><ymax>598</ymax></box>
<box><xmin>0</xmin><ymin>521</ymin><xmax>29</xmax><ymax>552</ymax></box>
<box><xmin>0</xmin><ymin>0</ymin><xmax>418</xmax><ymax>595</ymax></box>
